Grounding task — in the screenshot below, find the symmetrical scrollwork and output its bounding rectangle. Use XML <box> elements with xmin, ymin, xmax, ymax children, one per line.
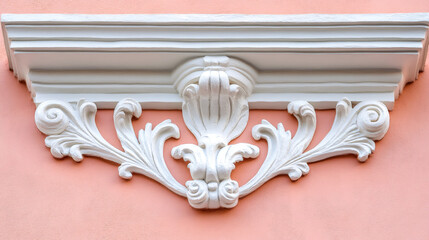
<box><xmin>34</xmin><ymin>56</ymin><xmax>390</xmax><ymax>209</ymax></box>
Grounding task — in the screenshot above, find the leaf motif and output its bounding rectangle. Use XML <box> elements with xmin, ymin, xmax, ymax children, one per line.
<box><xmin>239</xmin><ymin>120</ymin><xmax>293</xmax><ymax>197</ymax></box>
<box><xmin>217</xmin><ymin>143</ymin><xmax>259</xmax><ymax>181</ymax></box>
<box><xmin>239</xmin><ymin>99</ymin><xmax>389</xmax><ymax>197</ymax></box>
<box><xmin>173</xmin><ymin>56</ymin><xmax>260</xmax><ymax>208</ymax></box>
<box><xmin>287</xmin><ymin>100</ymin><xmax>317</xmax><ymax>159</ymax></box>
<box><xmin>36</xmin><ymin>100</ymin><xmax>125</xmax><ymax>163</ymax></box>
<box><xmin>171</xmin><ymin>144</ymin><xmax>206</xmax><ymax>180</ymax></box>
<box><xmin>301</xmin><ymin>99</ymin><xmax>389</xmax><ymax>163</ymax></box>
<box><xmin>35</xmin><ymin>98</ymin><xmax>187</xmax><ymax>197</ymax></box>
<box><xmin>181</xmin><ymin>65</ymin><xmax>249</xmax><ymax>147</ymax></box>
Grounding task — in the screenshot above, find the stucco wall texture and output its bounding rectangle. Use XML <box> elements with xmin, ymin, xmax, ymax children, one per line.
<box><xmin>1</xmin><ymin>1</ymin><xmax>429</xmax><ymax>239</ymax></box>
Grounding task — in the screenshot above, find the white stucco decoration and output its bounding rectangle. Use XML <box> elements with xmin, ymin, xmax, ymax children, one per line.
<box><xmin>35</xmin><ymin>98</ymin><xmax>187</xmax><ymax>196</ymax></box>
<box><xmin>34</xmin><ymin>56</ymin><xmax>390</xmax><ymax>209</ymax></box>
<box><xmin>172</xmin><ymin>56</ymin><xmax>259</xmax><ymax>208</ymax></box>
<box><xmin>2</xmin><ymin>13</ymin><xmax>429</xmax><ymax>110</ymax></box>
<box><xmin>4</xmin><ymin>13</ymin><xmax>427</xmax><ymax>209</ymax></box>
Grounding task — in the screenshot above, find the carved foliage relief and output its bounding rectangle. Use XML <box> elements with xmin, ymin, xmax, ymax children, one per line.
<box><xmin>34</xmin><ymin>56</ymin><xmax>390</xmax><ymax>209</ymax></box>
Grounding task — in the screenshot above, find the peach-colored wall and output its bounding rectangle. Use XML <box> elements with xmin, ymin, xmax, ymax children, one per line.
<box><xmin>1</xmin><ymin>1</ymin><xmax>429</xmax><ymax>239</ymax></box>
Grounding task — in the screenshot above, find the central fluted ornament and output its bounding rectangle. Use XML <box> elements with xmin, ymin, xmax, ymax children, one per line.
<box><xmin>34</xmin><ymin>56</ymin><xmax>390</xmax><ymax>209</ymax></box>
<box><xmin>172</xmin><ymin>56</ymin><xmax>259</xmax><ymax>208</ymax></box>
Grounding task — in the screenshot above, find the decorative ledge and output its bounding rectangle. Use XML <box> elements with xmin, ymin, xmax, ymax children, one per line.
<box><xmin>2</xmin><ymin>13</ymin><xmax>429</xmax><ymax>109</ymax></box>
<box><xmin>2</xmin><ymin>13</ymin><xmax>428</xmax><ymax>209</ymax></box>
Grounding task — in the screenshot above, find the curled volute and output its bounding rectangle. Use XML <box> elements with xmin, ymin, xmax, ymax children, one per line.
<box><xmin>35</xmin><ymin>55</ymin><xmax>391</xmax><ymax>210</ymax></box>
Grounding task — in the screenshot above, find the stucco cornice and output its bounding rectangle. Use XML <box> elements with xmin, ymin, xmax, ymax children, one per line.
<box><xmin>2</xmin><ymin>13</ymin><xmax>427</xmax><ymax>209</ymax></box>
<box><xmin>3</xmin><ymin>13</ymin><xmax>429</xmax><ymax>109</ymax></box>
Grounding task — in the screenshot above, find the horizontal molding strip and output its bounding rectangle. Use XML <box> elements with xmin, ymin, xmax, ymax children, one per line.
<box><xmin>5</xmin><ymin>25</ymin><xmax>428</xmax><ymax>41</ymax></box>
<box><xmin>2</xmin><ymin>13</ymin><xmax>429</xmax><ymax>25</ymax></box>
<box><xmin>31</xmin><ymin>83</ymin><xmax>397</xmax><ymax>95</ymax></box>
<box><xmin>9</xmin><ymin>41</ymin><xmax>424</xmax><ymax>52</ymax></box>
<box><xmin>2</xmin><ymin>13</ymin><xmax>429</xmax><ymax>110</ymax></box>
<box><xmin>29</xmin><ymin>70</ymin><xmax>402</xmax><ymax>84</ymax></box>
<box><xmin>32</xmin><ymin>92</ymin><xmax>396</xmax><ymax>110</ymax></box>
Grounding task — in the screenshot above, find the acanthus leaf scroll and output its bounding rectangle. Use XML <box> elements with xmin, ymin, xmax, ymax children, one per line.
<box><xmin>34</xmin><ymin>56</ymin><xmax>390</xmax><ymax>209</ymax></box>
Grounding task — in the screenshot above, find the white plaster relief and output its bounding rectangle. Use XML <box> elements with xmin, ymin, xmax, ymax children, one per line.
<box><xmin>239</xmin><ymin>98</ymin><xmax>389</xmax><ymax>197</ymax></box>
<box><xmin>35</xmin><ymin>98</ymin><xmax>187</xmax><ymax>196</ymax></box>
<box><xmin>172</xmin><ymin>56</ymin><xmax>259</xmax><ymax>208</ymax></box>
<box><xmin>34</xmin><ymin>56</ymin><xmax>390</xmax><ymax>209</ymax></box>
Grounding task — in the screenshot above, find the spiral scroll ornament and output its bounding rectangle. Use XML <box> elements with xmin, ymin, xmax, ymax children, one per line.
<box><xmin>35</xmin><ymin>56</ymin><xmax>390</xmax><ymax>209</ymax></box>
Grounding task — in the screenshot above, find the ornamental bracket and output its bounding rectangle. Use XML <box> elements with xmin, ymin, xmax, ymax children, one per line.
<box><xmin>35</xmin><ymin>56</ymin><xmax>390</xmax><ymax>209</ymax></box>
<box><xmin>3</xmin><ymin>13</ymin><xmax>429</xmax><ymax>209</ymax></box>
